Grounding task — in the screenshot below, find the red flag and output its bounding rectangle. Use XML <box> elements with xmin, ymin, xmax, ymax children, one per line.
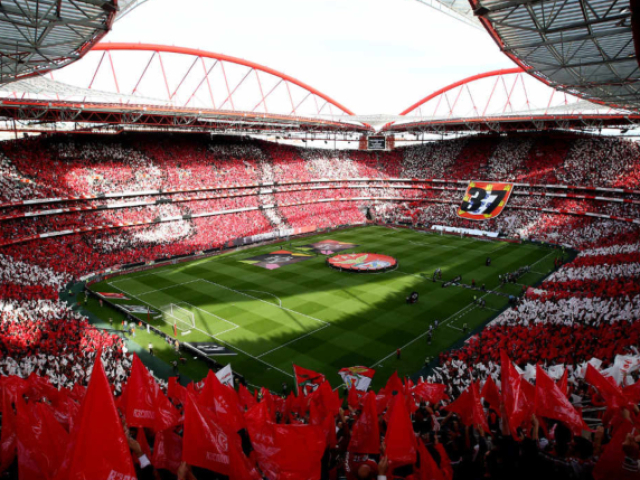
<box><xmin>0</xmin><ymin>376</ymin><xmax>28</xmax><ymax>407</ymax></box>
<box><xmin>375</xmin><ymin>393</ymin><xmax>391</xmax><ymax>415</ymax></box>
<box><xmin>418</xmin><ymin>439</ymin><xmax>444</xmax><ymax>480</ymax></box>
<box><xmin>310</xmin><ymin>381</ymin><xmax>340</xmax><ymax>417</ymax></box>
<box><xmin>25</xmin><ymin>373</ymin><xmax>59</xmax><ymax>405</ymax></box>
<box><xmin>0</xmin><ymin>389</ymin><xmax>16</xmax><ymax>473</ymax></box>
<box><xmin>244</xmin><ymin>402</ymin><xmax>280</xmax><ymax>479</ymax></box>
<box><xmin>413</xmin><ymin>382</ymin><xmax>449</xmax><ymax>405</ymax></box>
<box><xmin>293</xmin><ymin>365</ymin><xmax>326</xmax><ymax>396</ymax></box>
<box><xmin>245</xmin><ymin>401</ymin><xmax>325</xmax><ymax>480</ymax></box>
<box><xmin>348</xmin><ymin>391</ymin><xmax>380</xmax><ymax>454</ymax></box>
<box><xmin>593</xmin><ymin>420</ymin><xmax>635</xmax><ymax>480</ymax></box>
<box><xmin>182</xmin><ymin>392</ymin><xmax>231</xmax><ymax>476</ymax></box>
<box><xmin>173</xmin><ymin>323</ymin><xmax>178</xmax><ymax>338</ymax></box>
<box><xmin>229</xmin><ymin>437</ymin><xmax>262</xmax><ymax>480</ymax></box>
<box><xmin>63</xmin><ymin>397</ymin><xmax>81</xmax><ymax>434</ymax></box>
<box><xmin>444</xmin><ymin>387</ymin><xmax>469</xmax><ymax>426</ymax></box>
<box><xmin>152</xmin><ymin>429</ymin><xmax>183</xmax><ymax>475</ymax></box>
<box><xmin>239</xmin><ymin>384</ymin><xmax>257</xmax><ymax>411</ymax></box>
<box><xmin>585</xmin><ymin>364</ymin><xmax>629</xmax><ymax>411</ymax></box>
<box><xmin>16</xmin><ymin>398</ymin><xmax>48</xmax><ymax>480</ymax></box>
<box><xmin>558</xmin><ymin>369</ymin><xmax>568</xmax><ymax>397</ymax></box>
<box><xmin>309</xmin><ymin>399</ymin><xmax>337</xmax><ymax>448</ymax></box>
<box><xmin>347</xmin><ymin>385</ymin><xmax>361</xmax><ymax>410</ymax></box>
<box><xmin>167</xmin><ymin>377</ymin><xmax>187</xmax><ymax>405</ymax></box>
<box><xmin>383</xmin><ymin>371</ymin><xmax>405</xmax><ymax>397</ymax></box>
<box><xmin>500</xmin><ymin>350</ymin><xmax>529</xmax><ymax>434</ymax></box>
<box><xmin>535</xmin><ymin>365</ymin><xmax>588</xmax><ymax>436</ymax></box>
<box><xmin>623</xmin><ymin>380</ymin><xmax>640</xmax><ymax>403</ymax></box>
<box><xmin>385</xmin><ymin>394</ymin><xmax>417</xmax><ymax>467</ymax></box>
<box><xmin>520</xmin><ymin>377</ymin><xmax>536</xmax><ymax>424</ymax></box>
<box><xmin>470</xmin><ymin>381</ymin><xmax>490</xmax><ymax>432</ymax></box>
<box><xmin>125</xmin><ymin>355</ymin><xmax>180</xmax><ymax>432</ymax></box>
<box><xmin>134</xmin><ymin>428</ymin><xmax>152</xmax><ymax>466</ymax></box>
<box><xmin>68</xmin><ymin>384</ymin><xmax>86</xmax><ymax>404</ymax></box>
<box><xmin>480</xmin><ymin>376</ymin><xmax>501</xmax><ymax>410</ymax></box>
<box><xmin>200</xmin><ymin>370</ymin><xmax>245</xmax><ymax>433</ymax></box>
<box><xmin>444</xmin><ymin>382</ymin><xmax>488</xmax><ymax>432</ymax></box>
<box><xmin>272</xmin><ymin>424</ymin><xmax>325</xmax><ymax>480</ymax></box>
<box><xmin>64</xmin><ymin>356</ymin><xmax>136</xmax><ymax>480</ymax></box>
<box><xmin>283</xmin><ymin>391</ymin><xmax>294</xmax><ymax>422</ymax></box>
<box><xmin>434</xmin><ymin>444</ymin><xmax>453</xmax><ymax>480</ymax></box>
<box><xmin>34</xmin><ymin>402</ymin><xmax>68</xmax><ymax>476</ymax></box>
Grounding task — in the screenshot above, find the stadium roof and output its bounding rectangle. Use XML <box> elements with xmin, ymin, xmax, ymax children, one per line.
<box><xmin>1</xmin><ymin>41</ymin><xmax>640</xmax><ymax>136</ymax></box>
<box><xmin>0</xmin><ymin>43</ymin><xmax>369</xmax><ymax>135</ymax></box>
<box><xmin>0</xmin><ymin>0</ymin><xmax>144</xmax><ymax>85</ymax></box>
<box><xmin>471</xmin><ymin>0</ymin><xmax>640</xmax><ymax>112</ymax></box>
<box><xmin>414</xmin><ymin>0</ymin><xmax>482</xmax><ymax>29</ymax></box>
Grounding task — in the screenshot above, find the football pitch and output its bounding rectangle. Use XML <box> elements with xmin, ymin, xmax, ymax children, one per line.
<box><xmin>89</xmin><ymin>225</ymin><xmax>558</xmax><ymax>391</ymax></box>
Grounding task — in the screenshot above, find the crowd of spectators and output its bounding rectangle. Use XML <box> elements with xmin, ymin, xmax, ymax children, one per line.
<box><xmin>0</xmin><ymin>132</ymin><xmax>639</xmax><ymax>479</ymax></box>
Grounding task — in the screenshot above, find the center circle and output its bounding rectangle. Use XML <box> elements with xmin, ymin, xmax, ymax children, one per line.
<box><xmin>327</xmin><ymin>253</ymin><xmax>398</xmax><ymax>273</ymax></box>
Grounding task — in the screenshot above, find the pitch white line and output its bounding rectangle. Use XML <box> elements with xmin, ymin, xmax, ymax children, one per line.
<box><xmin>108</xmin><ymin>283</ymin><xmax>294</xmax><ymax>378</ymax></box>
<box><xmin>256</xmin><ymin>324</ymin><xmax>331</xmax><ymax>359</ymax></box>
<box><xmin>133</xmin><ymin>279</ymin><xmax>202</xmax><ymax>296</ymax></box>
<box><xmin>395</xmin><ymin>270</ymin><xmax>425</xmax><ymax>279</ymax></box>
<box><xmin>369</xmin><ymin>291</ymin><xmax>491</xmax><ymax>368</ymax></box>
<box><xmin>110</xmin><ymin>271</ymin><xmax>167</xmax><ymax>283</ymax></box>
<box><xmin>409</xmin><ymin>241</ymin><xmax>458</xmax><ymax>249</ymax></box>
<box><xmin>172</xmin><ymin>301</ymin><xmax>239</xmax><ymax>335</ymax></box>
<box><xmin>240</xmin><ymin>290</ymin><xmax>283</xmax><ymax>307</ymax></box>
<box><xmin>200</xmin><ymin>279</ymin><xmax>329</xmax><ymax>326</ymax></box>
<box><xmin>530</xmin><ymin>250</ymin><xmax>556</xmax><ymax>268</ymax></box>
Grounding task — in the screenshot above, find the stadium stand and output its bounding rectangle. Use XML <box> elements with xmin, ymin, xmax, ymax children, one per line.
<box><xmin>1</xmin><ymin>131</ymin><xmax>640</xmax><ymax>479</ymax></box>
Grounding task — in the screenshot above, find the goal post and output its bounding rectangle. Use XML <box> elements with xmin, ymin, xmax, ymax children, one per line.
<box><xmin>160</xmin><ymin>303</ymin><xmax>195</xmax><ymax>331</ymax></box>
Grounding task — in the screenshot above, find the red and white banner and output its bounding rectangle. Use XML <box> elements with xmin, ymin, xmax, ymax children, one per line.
<box><xmin>339</xmin><ymin>366</ymin><xmax>375</xmax><ymax>391</ymax></box>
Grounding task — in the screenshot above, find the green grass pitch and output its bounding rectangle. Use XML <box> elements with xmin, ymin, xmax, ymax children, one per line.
<box><xmin>88</xmin><ymin>225</ymin><xmax>558</xmax><ymax>392</ymax></box>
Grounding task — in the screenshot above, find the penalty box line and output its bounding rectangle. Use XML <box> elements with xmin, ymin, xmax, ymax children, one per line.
<box><xmin>111</xmin><ymin>277</ymin><xmax>333</xmax><ymax>375</ymax></box>
<box><xmin>107</xmin><ymin>283</ymin><xmax>294</xmax><ymax>379</ymax></box>
<box><xmin>171</xmin><ymin>300</ymin><xmax>239</xmax><ymax>336</ymax></box>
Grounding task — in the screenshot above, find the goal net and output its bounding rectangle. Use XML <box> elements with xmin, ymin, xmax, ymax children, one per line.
<box><xmin>160</xmin><ymin>303</ymin><xmax>195</xmax><ymax>331</ymax></box>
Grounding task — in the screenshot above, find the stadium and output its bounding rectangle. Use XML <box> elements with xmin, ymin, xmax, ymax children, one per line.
<box><xmin>1</xmin><ymin>0</ymin><xmax>640</xmax><ymax>478</ymax></box>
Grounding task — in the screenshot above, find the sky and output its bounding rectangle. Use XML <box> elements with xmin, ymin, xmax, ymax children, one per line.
<box><xmin>104</xmin><ymin>0</ymin><xmax>515</xmax><ymax>115</ymax></box>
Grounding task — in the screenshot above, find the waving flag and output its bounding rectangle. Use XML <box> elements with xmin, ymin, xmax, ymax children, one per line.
<box><xmin>64</xmin><ymin>357</ymin><xmax>136</xmax><ymax>480</ymax></box>
<box><xmin>348</xmin><ymin>391</ymin><xmax>380</xmax><ymax>454</ymax></box>
<box><xmin>413</xmin><ymin>382</ymin><xmax>449</xmax><ymax>405</ymax></box>
<box><xmin>339</xmin><ymin>366</ymin><xmax>375</xmax><ymax>391</ymax></box>
<box><xmin>458</xmin><ymin>180</ymin><xmax>514</xmax><ymax>220</ymax></box>
<box><xmin>0</xmin><ymin>390</ymin><xmax>16</xmax><ymax>473</ymax></box>
<box><xmin>385</xmin><ymin>394</ymin><xmax>417</xmax><ymax>466</ymax></box>
<box><xmin>216</xmin><ymin>364</ymin><xmax>234</xmax><ymax>387</ymax></box>
<box><xmin>585</xmin><ymin>364</ymin><xmax>629</xmax><ymax>410</ymax></box>
<box><xmin>125</xmin><ymin>355</ymin><xmax>180</xmax><ymax>432</ymax></box>
<box><xmin>535</xmin><ymin>365</ymin><xmax>588</xmax><ymax>435</ymax></box>
<box><xmin>293</xmin><ymin>365</ymin><xmax>326</xmax><ymax>396</ymax></box>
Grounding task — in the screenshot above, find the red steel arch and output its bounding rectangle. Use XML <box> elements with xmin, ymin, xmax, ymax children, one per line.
<box><xmin>90</xmin><ymin>43</ymin><xmax>355</xmax><ymax>116</ymax></box>
<box><xmin>399</xmin><ymin>68</ymin><xmax>524</xmax><ymax>116</ymax></box>
<box><xmin>387</xmin><ymin>67</ymin><xmax>640</xmax><ymax>133</ymax></box>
